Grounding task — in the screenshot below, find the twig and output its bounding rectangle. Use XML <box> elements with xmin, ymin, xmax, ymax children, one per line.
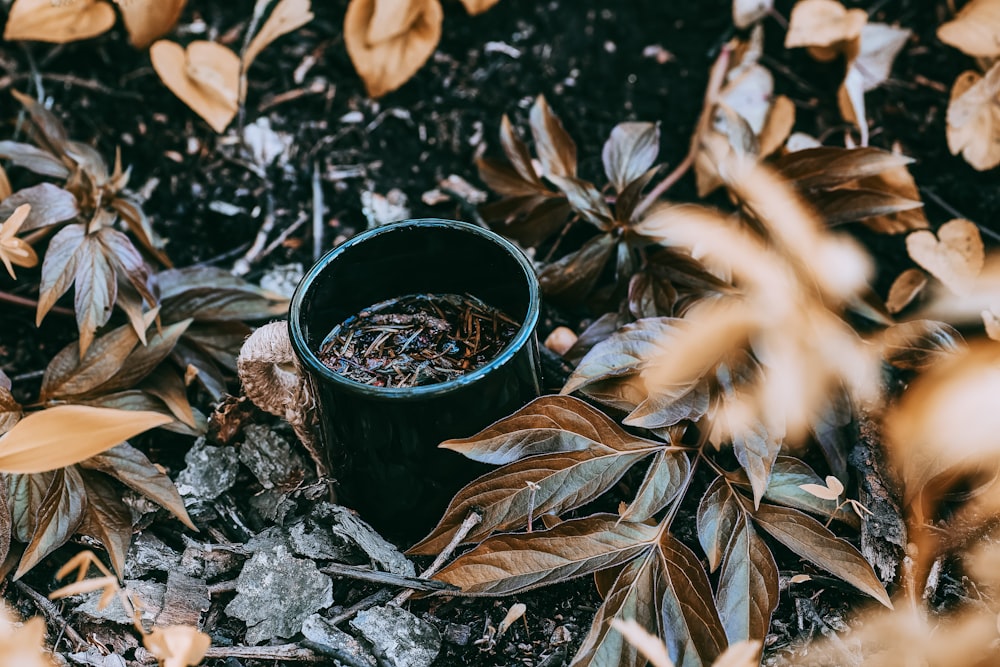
<box><xmin>261</xmin><ymin>211</ymin><xmax>309</xmax><ymax>259</ymax></box>
<box><xmin>920</xmin><ymin>188</ymin><xmax>1000</xmax><ymax>243</ymax></box>
<box><xmin>321</xmin><ymin>562</ymin><xmax>458</xmax><ymax>592</ymax></box>
<box><xmin>392</xmin><ymin>509</ymin><xmax>482</xmax><ymax>606</ymax></box>
<box><xmin>312</xmin><ymin>160</ymin><xmax>325</xmax><ymax>262</ymax></box>
<box><xmin>232</xmin><ymin>191</ymin><xmax>275</xmax><ymax>276</ymax></box>
<box><xmin>14</xmin><ymin>580</ymin><xmax>86</xmax><ymax>651</ymax></box>
<box><xmin>327</xmin><ymin>589</ymin><xmax>394</xmax><ymax>626</ymax></box>
<box><xmin>203</xmin><ymin>643</ymin><xmax>324</xmax><ymax>662</ymax></box>
<box><xmin>634</xmin><ymin>44</ymin><xmax>733</xmax><ymax>218</ymax></box>
<box><xmin>0</xmin><ymin>290</ymin><xmax>74</xmax><ymax>317</ymax></box>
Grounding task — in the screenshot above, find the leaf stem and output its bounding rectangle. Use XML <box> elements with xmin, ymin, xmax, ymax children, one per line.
<box><xmin>391</xmin><ymin>509</ymin><xmax>482</xmax><ymax>607</ymax></box>
<box><xmin>0</xmin><ymin>289</ymin><xmax>73</xmax><ymax>317</ymax></box>
<box><xmin>634</xmin><ymin>44</ymin><xmax>733</xmax><ymax>218</ymax></box>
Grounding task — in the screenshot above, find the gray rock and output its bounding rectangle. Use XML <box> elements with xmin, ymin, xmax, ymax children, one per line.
<box><xmin>323</xmin><ymin>504</ymin><xmax>415</xmax><ymax>577</ymax></box>
<box><xmin>175</xmin><ymin>438</ymin><xmax>240</xmax><ymax>502</ymax></box>
<box><xmin>442</xmin><ymin>622</ymin><xmax>472</xmax><ymax>646</ymax></box>
<box><xmin>249</xmin><ymin>488</ymin><xmax>297</xmax><ymax>524</ymax></box>
<box><xmin>301</xmin><ymin>613</ymin><xmax>377</xmax><ymax>667</ymax></box>
<box><xmin>66</xmin><ymin>649</ymin><xmax>127</xmax><ymax>666</ymax></box>
<box><xmin>350</xmin><ymin>605</ymin><xmax>441</xmax><ymax>667</ymax></box>
<box><xmin>73</xmin><ymin>580</ymin><xmax>165</xmax><ymax>627</ymax></box>
<box><xmin>225</xmin><ymin>544</ymin><xmax>333</xmax><ymax>644</ymax></box>
<box><xmin>178</xmin><ymin>544</ymin><xmax>243</xmax><ymax>580</ymax></box>
<box><xmin>239</xmin><ymin>425</ymin><xmax>307</xmax><ymax>490</ymax></box>
<box><xmin>123</xmin><ymin>531</ymin><xmax>181</xmax><ymax>579</ymax></box>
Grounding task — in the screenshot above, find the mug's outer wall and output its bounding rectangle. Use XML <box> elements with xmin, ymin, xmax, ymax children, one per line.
<box><xmin>288</xmin><ymin>219</ymin><xmax>542</xmax><ymax>538</ymax></box>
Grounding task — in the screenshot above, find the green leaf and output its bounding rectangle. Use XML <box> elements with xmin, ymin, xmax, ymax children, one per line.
<box><xmin>716</xmin><ymin>515</ymin><xmax>778</xmax><ymax>644</ymax></box>
<box><xmin>603</xmin><ymin>122</ymin><xmax>660</xmax><ymax>194</ymax></box>
<box><xmin>16</xmin><ymin>467</ymin><xmax>87</xmax><ymax>579</ymax></box>
<box><xmin>40</xmin><ymin>320</ymin><xmax>140</xmax><ymax>401</ymax></box>
<box><xmin>410</xmin><ymin>446</ymin><xmax>655</xmax><ymax>555</ymax></box>
<box><xmin>624</xmin><ymin>380</ymin><xmax>709</xmax><ymax>430</ymax></box>
<box><xmin>0</xmin><ymin>373</ymin><xmax>21</xmax><ymax>437</ymax></box>
<box><xmin>696</xmin><ymin>477</ymin><xmax>742</xmax><ymax>573</ymax></box>
<box><xmin>80</xmin><ymin>443</ymin><xmax>194</xmax><ymax>531</ymax></box>
<box><xmin>538</xmin><ymin>233</ymin><xmax>616</xmax><ymax>302</ymax></box>
<box><xmin>441</xmin><ymin>394</ymin><xmax>660</xmax><ymax>465</ymax></box>
<box><xmin>570</xmin><ymin>552</ymin><xmax>660</xmax><ymax>667</ymax></box>
<box><xmin>529</xmin><ymin>95</ymin><xmax>577</xmax><ymax>179</ymax></box>
<box><xmin>773</xmin><ymin>147</ymin><xmax>913</xmax><ymax>190</ymax></box>
<box><xmin>78</xmin><ymin>470</ymin><xmax>132</xmax><ymax>577</ymax></box>
<box><xmin>619</xmin><ymin>450</ymin><xmax>691</xmax><ymax>523</ymax></box>
<box><xmin>500</xmin><ymin>114</ymin><xmax>544</xmax><ymax>187</ymax></box>
<box><xmin>73</xmin><ymin>234</ymin><xmax>117</xmax><ymax>356</ymax></box>
<box><xmin>6</xmin><ymin>472</ymin><xmax>52</xmax><ymax>542</ymax></box>
<box><xmin>90</xmin><ymin>319</ymin><xmax>192</xmax><ymax>395</ymax></box>
<box><xmin>752</xmin><ymin>502</ymin><xmax>891</xmax><ymax>608</ymax></box>
<box><xmin>879</xmin><ymin>320</ymin><xmax>963</xmax><ymax>371</ymax></box>
<box><xmin>0</xmin><ymin>141</ymin><xmax>69</xmax><ymax>178</ymax></box>
<box><xmin>761</xmin><ymin>457</ymin><xmax>858</xmax><ymax>528</ymax></box>
<box><xmin>810</xmin><ymin>188</ymin><xmax>923</xmax><ymax>227</ymax></box>
<box><xmin>656</xmin><ymin>533</ymin><xmax>728</xmax><ymax>667</ymax></box>
<box><xmin>37</xmin><ymin>223</ymin><xmax>85</xmax><ymax>326</ymax></box>
<box><xmin>432</xmin><ymin>515</ymin><xmax>658</xmax><ymax>596</ymax></box>
<box><xmin>0</xmin><ymin>474</ymin><xmax>10</xmax><ymax>569</ymax></box>
<box><xmin>0</xmin><ymin>183</ymin><xmax>79</xmax><ymax>231</ymax></box>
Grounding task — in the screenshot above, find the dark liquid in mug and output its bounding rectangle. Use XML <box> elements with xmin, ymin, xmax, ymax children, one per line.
<box><xmin>317</xmin><ymin>293</ymin><xmax>520</xmax><ymax>388</ymax></box>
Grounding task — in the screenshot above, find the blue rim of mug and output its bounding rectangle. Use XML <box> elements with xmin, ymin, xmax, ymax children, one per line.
<box><xmin>288</xmin><ymin>219</ymin><xmax>540</xmax><ymax>400</ymax></box>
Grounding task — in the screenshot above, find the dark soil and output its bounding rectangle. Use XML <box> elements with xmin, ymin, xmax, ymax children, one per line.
<box><xmin>0</xmin><ymin>0</ymin><xmax>994</xmax><ymax>665</ymax></box>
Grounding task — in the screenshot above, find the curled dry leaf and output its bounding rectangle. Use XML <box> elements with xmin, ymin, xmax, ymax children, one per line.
<box><xmin>905</xmin><ymin>219</ymin><xmax>984</xmax><ymax>295</ymax></box>
<box><xmin>3</xmin><ymin>0</ymin><xmax>116</xmax><ymax>43</ymax></box>
<box><xmin>784</xmin><ymin>0</ymin><xmax>866</xmax><ymax>61</ymax></box>
<box><xmin>151</xmin><ymin>40</ymin><xmax>240</xmax><ymax>133</ymax></box>
<box><xmin>937</xmin><ymin>0</ymin><xmax>1000</xmax><ymax>58</ymax></box>
<box><xmin>886</xmin><ymin>268</ymin><xmax>927</xmax><ymax>314</ymax></box>
<box><xmin>242</xmin><ymin>0</ymin><xmax>315</xmax><ymax>73</ymax></box>
<box><xmin>0</xmin><ymin>204</ymin><xmax>39</xmax><ymax>280</ymax></box>
<box><xmin>946</xmin><ymin>65</ymin><xmax>1000</xmax><ymax>171</ymax></box>
<box><xmin>344</xmin><ymin>0</ymin><xmax>443</xmax><ymax>98</ymax></box>
<box><xmin>118</xmin><ymin>0</ymin><xmax>188</xmax><ymax>49</ymax></box>
<box><xmin>143</xmin><ymin>625</ymin><xmax>212</xmax><ymax>667</ymax></box>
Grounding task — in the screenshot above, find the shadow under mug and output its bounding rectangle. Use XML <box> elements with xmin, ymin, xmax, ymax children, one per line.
<box><xmin>286</xmin><ymin>219</ymin><xmax>541</xmax><ymax>538</ymax></box>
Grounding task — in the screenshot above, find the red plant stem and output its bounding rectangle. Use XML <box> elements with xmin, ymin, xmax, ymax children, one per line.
<box><xmin>634</xmin><ymin>44</ymin><xmax>733</xmax><ymax>219</ymax></box>
<box><xmin>0</xmin><ymin>290</ymin><xmax>74</xmax><ymax>317</ymax></box>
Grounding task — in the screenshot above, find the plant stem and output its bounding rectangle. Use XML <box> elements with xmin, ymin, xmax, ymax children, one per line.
<box><xmin>392</xmin><ymin>509</ymin><xmax>482</xmax><ymax>606</ymax></box>
<box><xmin>0</xmin><ymin>290</ymin><xmax>73</xmax><ymax>317</ymax></box>
<box><xmin>634</xmin><ymin>44</ymin><xmax>733</xmax><ymax>219</ymax></box>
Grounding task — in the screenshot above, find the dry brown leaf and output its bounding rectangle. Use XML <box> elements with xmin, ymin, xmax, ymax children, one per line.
<box><xmin>938</xmin><ymin>0</ymin><xmax>1000</xmax><ymax>58</ymax></box>
<box><xmin>151</xmin><ymin>40</ymin><xmax>240</xmax><ymax>133</ymax></box>
<box><xmin>242</xmin><ymin>0</ymin><xmax>314</xmax><ymax>73</ymax></box>
<box><xmin>886</xmin><ymin>268</ymin><xmax>927</xmax><ymax>314</ymax></box>
<box><xmin>459</xmin><ymin>0</ymin><xmax>501</xmax><ymax>14</ymax></box>
<box><xmin>0</xmin><ymin>204</ymin><xmax>39</xmax><ymax>280</ymax></box>
<box><xmin>784</xmin><ymin>0</ymin><xmax>866</xmax><ymax>61</ymax></box>
<box><xmin>118</xmin><ymin>0</ymin><xmax>187</xmax><ymax>49</ymax></box>
<box><xmin>344</xmin><ymin>0</ymin><xmax>443</xmax><ymax>98</ymax></box>
<box><xmin>906</xmin><ymin>219</ymin><xmax>984</xmax><ymax>295</ymax></box>
<box><xmin>733</xmin><ymin>0</ymin><xmax>773</xmax><ymax>29</ymax></box>
<box><xmin>759</xmin><ymin>95</ymin><xmax>796</xmax><ymax>157</ymax></box>
<box><xmin>3</xmin><ymin>0</ymin><xmax>116</xmax><ymax>43</ymax></box>
<box><xmin>0</xmin><ymin>405</ymin><xmax>171</xmax><ymax>474</ymax></box>
<box><xmin>0</xmin><ymin>603</ymin><xmax>54</xmax><ymax>667</ymax></box>
<box><xmin>143</xmin><ymin>625</ymin><xmax>211</xmax><ymax>667</ymax></box>
<box><xmin>946</xmin><ymin>65</ymin><xmax>1000</xmax><ymax>170</ymax></box>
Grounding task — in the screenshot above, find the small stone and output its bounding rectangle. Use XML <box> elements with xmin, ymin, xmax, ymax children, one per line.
<box><xmin>323</xmin><ymin>504</ymin><xmax>415</xmax><ymax>577</ymax></box>
<box><xmin>350</xmin><ymin>605</ymin><xmax>441</xmax><ymax>667</ymax></box>
<box><xmin>259</xmin><ymin>263</ymin><xmax>304</xmax><ymax>300</ymax></box>
<box><xmin>239</xmin><ymin>425</ymin><xmax>307</xmax><ymax>490</ymax></box>
<box><xmin>443</xmin><ymin>622</ymin><xmax>472</xmax><ymax>646</ymax></box>
<box><xmin>225</xmin><ymin>545</ymin><xmax>333</xmax><ymax>644</ymax></box>
<box><xmin>123</xmin><ymin>531</ymin><xmax>181</xmax><ymax>579</ymax></box>
<box><xmin>73</xmin><ymin>580</ymin><xmax>165</xmax><ymax>627</ymax></box>
<box><xmin>301</xmin><ymin>614</ymin><xmax>377</xmax><ymax>666</ymax></box>
<box><xmin>178</xmin><ymin>545</ymin><xmax>243</xmax><ymax>580</ymax></box>
<box><xmin>175</xmin><ymin>438</ymin><xmax>239</xmax><ymax>502</ymax></box>
<box><xmin>66</xmin><ymin>648</ymin><xmax>127</xmax><ymax>666</ymax></box>
<box><xmin>249</xmin><ymin>488</ymin><xmax>297</xmax><ymax>524</ymax></box>
<box><xmin>544</xmin><ymin>326</ymin><xmax>578</xmax><ymax>357</ymax></box>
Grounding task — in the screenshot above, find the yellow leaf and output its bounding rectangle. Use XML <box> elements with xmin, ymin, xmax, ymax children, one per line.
<box><xmin>151</xmin><ymin>40</ymin><xmax>240</xmax><ymax>133</ymax></box>
<box><xmin>242</xmin><ymin>0</ymin><xmax>314</xmax><ymax>73</ymax></box>
<box><xmin>906</xmin><ymin>219</ymin><xmax>985</xmax><ymax>296</ymax></box>
<box><xmin>0</xmin><ymin>204</ymin><xmax>38</xmax><ymax>280</ymax></box>
<box><xmin>459</xmin><ymin>0</ymin><xmax>501</xmax><ymax>14</ymax></box>
<box><xmin>143</xmin><ymin>625</ymin><xmax>211</xmax><ymax>667</ymax></box>
<box><xmin>946</xmin><ymin>65</ymin><xmax>1000</xmax><ymax>171</ymax></box>
<box><xmin>886</xmin><ymin>268</ymin><xmax>927</xmax><ymax>314</ymax></box>
<box><xmin>3</xmin><ymin>0</ymin><xmax>116</xmax><ymax>43</ymax></box>
<box><xmin>938</xmin><ymin>0</ymin><xmax>1000</xmax><ymax>58</ymax></box>
<box><xmin>117</xmin><ymin>0</ymin><xmax>188</xmax><ymax>49</ymax></box>
<box><xmin>344</xmin><ymin>0</ymin><xmax>443</xmax><ymax>98</ymax></box>
<box><xmin>0</xmin><ymin>405</ymin><xmax>171</xmax><ymax>474</ymax></box>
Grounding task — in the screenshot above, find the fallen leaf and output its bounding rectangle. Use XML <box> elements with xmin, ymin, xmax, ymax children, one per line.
<box><xmin>0</xmin><ymin>602</ymin><xmax>55</xmax><ymax>667</ymax></box>
<box><xmin>242</xmin><ymin>0</ymin><xmax>314</xmax><ymax>73</ymax></box>
<box><xmin>886</xmin><ymin>268</ymin><xmax>927</xmax><ymax>313</ymax></box>
<box><xmin>946</xmin><ymin>65</ymin><xmax>1000</xmax><ymax>170</ymax></box>
<box><xmin>758</xmin><ymin>95</ymin><xmax>795</xmax><ymax>157</ymax></box>
<box><xmin>906</xmin><ymin>219</ymin><xmax>984</xmax><ymax>295</ymax></box>
<box><xmin>3</xmin><ymin>0</ymin><xmax>116</xmax><ymax>43</ymax></box>
<box><xmin>854</xmin><ymin>23</ymin><xmax>911</xmax><ymax>92</ymax></box>
<box><xmin>937</xmin><ymin>0</ymin><xmax>1000</xmax><ymax>58</ymax></box>
<box><xmin>983</xmin><ymin>306</ymin><xmax>1000</xmax><ymax>340</ymax></box>
<box><xmin>0</xmin><ymin>204</ymin><xmax>38</xmax><ymax>280</ymax></box>
<box><xmin>344</xmin><ymin>0</ymin><xmax>443</xmax><ymax>98</ymax></box>
<box><xmin>784</xmin><ymin>0</ymin><xmax>866</xmax><ymax>61</ymax></box>
<box><xmin>118</xmin><ymin>0</ymin><xmax>188</xmax><ymax>48</ymax></box>
<box><xmin>143</xmin><ymin>625</ymin><xmax>212</xmax><ymax>667</ymax></box>
<box><xmin>0</xmin><ymin>406</ymin><xmax>171</xmax><ymax>474</ymax></box>
<box><xmin>151</xmin><ymin>40</ymin><xmax>240</xmax><ymax>133</ymax></box>
<box><xmin>459</xmin><ymin>0</ymin><xmax>501</xmax><ymax>14</ymax></box>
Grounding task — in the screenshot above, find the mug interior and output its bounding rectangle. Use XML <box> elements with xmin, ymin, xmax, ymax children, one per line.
<box><xmin>289</xmin><ymin>219</ymin><xmax>538</xmax><ymax>396</ymax></box>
